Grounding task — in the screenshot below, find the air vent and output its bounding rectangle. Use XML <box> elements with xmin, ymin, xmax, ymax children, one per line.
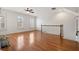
<box><xmin>51</xmin><ymin>8</ymin><xmax>56</xmax><ymax>10</ymax></box>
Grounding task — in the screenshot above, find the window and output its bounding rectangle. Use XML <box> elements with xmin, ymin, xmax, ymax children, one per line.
<box><xmin>17</xmin><ymin>16</ymin><xmax>23</xmax><ymax>29</ymax></box>
<box><xmin>0</xmin><ymin>16</ymin><xmax>5</xmax><ymax>29</ymax></box>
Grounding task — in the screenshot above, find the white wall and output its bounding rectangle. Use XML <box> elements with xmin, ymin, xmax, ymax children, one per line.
<box><xmin>1</xmin><ymin>9</ymin><xmax>36</xmax><ymax>34</ymax></box>
<box><xmin>36</xmin><ymin>9</ymin><xmax>76</xmax><ymax>41</ymax></box>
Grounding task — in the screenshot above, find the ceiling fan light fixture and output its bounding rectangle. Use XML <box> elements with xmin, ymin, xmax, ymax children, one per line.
<box><xmin>26</xmin><ymin>11</ymin><xmax>30</xmax><ymax>14</ymax></box>
<box><xmin>24</xmin><ymin>8</ymin><xmax>34</xmax><ymax>14</ymax></box>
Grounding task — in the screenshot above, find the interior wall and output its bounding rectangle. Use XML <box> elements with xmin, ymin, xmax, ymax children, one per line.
<box><xmin>36</xmin><ymin>9</ymin><xmax>76</xmax><ymax>41</ymax></box>
<box><xmin>2</xmin><ymin>9</ymin><xmax>36</xmax><ymax>34</ymax></box>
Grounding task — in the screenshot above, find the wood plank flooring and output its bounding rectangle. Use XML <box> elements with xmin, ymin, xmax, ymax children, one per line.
<box><xmin>0</xmin><ymin>30</ymin><xmax>79</xmax><ymax>51</ymax></box>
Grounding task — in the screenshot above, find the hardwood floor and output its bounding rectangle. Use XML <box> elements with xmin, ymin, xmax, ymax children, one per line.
<box><xmin>0</xmin><ymin>30</ymin><xmax>79</xmax><ymax>51</ymax></box>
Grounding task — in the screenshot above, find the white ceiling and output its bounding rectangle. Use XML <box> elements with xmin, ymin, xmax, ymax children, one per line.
<box><xmin>2</xmin><ymin>7</ymin><xmax>79</xmax><ymax>16</ymax></box>
<box><xmin>2</xmin><ymin>7</ymin><xmax>64</xmax><ymax>16</ymax></box>
<box><xmin>2</xmin><ymin>7</ymin><xmax>51</xmax><ymax>16</ymax></box>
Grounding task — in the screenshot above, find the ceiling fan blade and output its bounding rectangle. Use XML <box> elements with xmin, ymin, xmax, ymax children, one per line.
<box><xmin>31</xmin><ymin>11</ymin><xmax>34</xmax><ymax>13</ymax></box>
<box><xmin>30</xmin><ymin>9</ymin><xmax>32</xmax><ymax>11</ymax></box>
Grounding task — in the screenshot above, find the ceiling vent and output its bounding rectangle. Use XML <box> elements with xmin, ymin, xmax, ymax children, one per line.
<box><xmin>51</xmin><ymin>8</ymin><xmax>56</xmax><ymax>10</ymax></box>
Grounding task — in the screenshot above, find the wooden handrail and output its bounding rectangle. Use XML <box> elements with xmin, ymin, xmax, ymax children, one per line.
<box><xmin>41</xmin><ymin>25</ymin><xmax>62</xmax><ymax>27</ymax></box>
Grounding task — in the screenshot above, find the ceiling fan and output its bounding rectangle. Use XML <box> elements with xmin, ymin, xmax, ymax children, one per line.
<box><xmin>24</xmin><ymin>8</ymin><xmax>34</xmax><ymax>13</ymax></box>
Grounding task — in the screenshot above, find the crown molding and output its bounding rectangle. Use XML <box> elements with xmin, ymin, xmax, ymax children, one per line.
<box><xmin>63</xmin><ymin>8</ymin><xmax>79</xmax><ymax>16</ymax></box>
